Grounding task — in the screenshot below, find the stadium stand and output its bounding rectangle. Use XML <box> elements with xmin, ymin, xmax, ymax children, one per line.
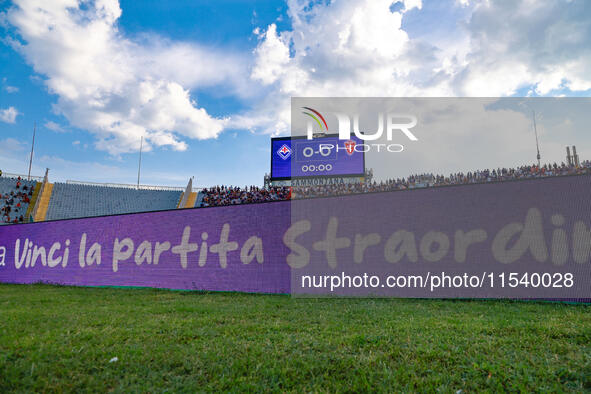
<box><xmin>0</xmin><ymin>176</ymin><xmax>36</xmax><ymax>225</ymax></box>
<box><xmin>1</xmin><ymin>160</ymin><xmax>589</xmax><ymax>223</ymax></box>
<box><xmin>200</xmin><ymin>186</ymin><xmax>290</xmax><ymax>207</ymax></box>
<box><xmin>200</xmin><ymin>161</ymin><xmax>591</xmax><ymax>207</ymax></box>
<box><xmin>45</xmin><ymin>183</ymin><xmax>182</xmax><ymax>220</ymax></box>
<box><xmin>293</xmin><ymin>161</ymin><xmax>591</xmax><ymax>198</ymax></box>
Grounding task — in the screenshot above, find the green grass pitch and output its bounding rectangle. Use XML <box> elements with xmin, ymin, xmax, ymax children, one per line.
<box><xmin>0</xmin><ymin>284</ymin><xmax>589</xmax><ymax>392</ymax></box>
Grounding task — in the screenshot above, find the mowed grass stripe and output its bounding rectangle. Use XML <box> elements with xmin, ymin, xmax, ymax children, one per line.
<box><xmin>0</xmin><ymin>284</ymin><xmax>589</xmax><ymax>392</ymax></box>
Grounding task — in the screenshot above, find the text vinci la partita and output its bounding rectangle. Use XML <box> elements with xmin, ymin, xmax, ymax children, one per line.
<box><xmin>0</xmin><ymin>208</ymin><xmax>590</xmax><ymax>271</ymax></box>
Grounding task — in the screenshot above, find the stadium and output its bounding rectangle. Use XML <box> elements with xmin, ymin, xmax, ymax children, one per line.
<box><xmin>1</xmin><ymin>136</ymin><xmax>590</xmax><ymax>390</ymax></box>
<box><xmin>1</xmin><ymin>0</ymin><xmax>591</xmax><ymax>392</ymax></box>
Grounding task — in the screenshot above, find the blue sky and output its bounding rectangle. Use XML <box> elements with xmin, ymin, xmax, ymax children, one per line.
<box><xmin>0</xmin><ymin>0</ymin><xmax>590</xmax><ymax>187</ymax></box>
<box><xmin>0</xmin><ymin>0</ymin><xmax>290</xmax><ymax>186</ymax></box>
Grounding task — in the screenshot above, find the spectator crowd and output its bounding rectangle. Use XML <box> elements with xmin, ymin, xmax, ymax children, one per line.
<box><xmin>200</xmin><ymin>186</ymin><xmax>290</xmax><ymax>207</ymax></box>
<box><xmin>1</xmin><ymin>177</ymin><xmax>33</xmax><ymax>224</ymax></box>
<box><xmin>200</xmin><ymin>160</ymin><xmax>591</xmax><ymax>207</ymax></box>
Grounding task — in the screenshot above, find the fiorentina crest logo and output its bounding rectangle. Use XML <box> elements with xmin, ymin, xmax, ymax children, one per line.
<box><xmin>344</xmin><ymin>140</ymin><xmax>356</xmax><ymax>155</ymax></box>
<box><xmin>277</xmin><ymin>144</ymin><xmax>292</xmax><ymax>160</ymax></box>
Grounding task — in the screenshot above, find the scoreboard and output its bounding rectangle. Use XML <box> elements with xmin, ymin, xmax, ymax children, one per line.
<box><xmin>271</xmin><ymin>134</ymin><xmax>365</xmax><ymax>180</ymax></box>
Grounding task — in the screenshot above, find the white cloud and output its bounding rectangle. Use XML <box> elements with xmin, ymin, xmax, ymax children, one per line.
<box><xmin>457</xmin><ymin>0</ymin><xmax>591</xmax><ymax>96</ymax></box>
<box><xmin>44</xmin><ymin>121</ymin><xmax>67</xmax><ymax>133</ymax></box>
<box><xmin>244</xmin><ymin>0</ymin><xmax>458</xmax><ymax>134</ymax></box>
<box><xmin>251</xmin><ymin>24</ymin><xmax>291</xmax><ymax>85</ymax></box>
<box><xmin>5</xmin><ymin>86</ymin><xmax>19</xmax><ymax>93</ymax></box>
<box><xmin>5</xmin><ymin>0</ymin><xmax>248</xmax><ymax>155</ymax></box>
<box><xmin>0</xmin><ymin>106</ymin><xmax>20</xmax><ymax>123</ymax></box>
<box><xmin>242</xmin><ymin>0</ymin><xmax>591</xmax><ymax>134</ymax></box>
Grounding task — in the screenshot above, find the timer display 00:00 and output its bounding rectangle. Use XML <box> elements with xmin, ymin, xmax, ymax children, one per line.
<box><xmin>301</xmin><ymin>164</ymin><xmax>333</xmax><ymax>172</ymax></box>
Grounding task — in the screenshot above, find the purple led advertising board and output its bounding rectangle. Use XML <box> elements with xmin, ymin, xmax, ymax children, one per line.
<box><xmin>271</xmin><ymin>135</ymin><xmax>365</xmax><ymax>180</ymax></box>
<box><xmin>288</xmin><ymin>175</ymin><xmax>591</xmax><ymax>299</ymax></box>
<box><xmin>0</xmin><ymin>175</ymin><xmax>590</xmax><ymax>300</ymax></box>
<box><xmin>0</xmin><ymin>202</ymin><xmax>291</xmax><ymax>293</ymax></box>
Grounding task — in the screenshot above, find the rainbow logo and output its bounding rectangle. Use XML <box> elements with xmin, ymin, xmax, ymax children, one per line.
<box><xmin>302</xmin><ymin>107</ymin><xmax>328</xmax><ymax>132</ymax></box>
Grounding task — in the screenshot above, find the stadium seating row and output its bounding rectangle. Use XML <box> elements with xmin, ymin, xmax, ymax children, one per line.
<box><xmin>0</xmin><ymin>176</ymin><xmax>36</xmax><ymax>225</ymax></box>
<box><xmin>45</xmin><ymin>183</ymin><xmax>183</xmax><ymax>220</ymax></box>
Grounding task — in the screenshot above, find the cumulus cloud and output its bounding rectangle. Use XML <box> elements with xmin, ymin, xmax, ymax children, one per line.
<box><xmin>458</xmin><ymin>0</ymin><xmax>591</xmax><ymax>95</ymax></box>
<box><xmin>243</xmin><ymin>0</ymin><xmax>591</xmax><ymax>134</ymax></box>
<box><xmin>4</xmin><ymin>0</ymin><xmax>249</xmax><ymax>154</ymax></box>
<box><xmin>0</xmin><ymin>106</ymin><xmax>20</xmax><ymax>123</ymax></box>
<box><xmin>251</xmin><ymin>24</ymin><xmax>291</xmax><ymax>86</ymax></box>
<box><xmin>244</xmin><ymin>0</ymin><xmax>455</xmax><ymax>134</ymax></box>
<box><xmin>251</xmin><ymin>0</ymin><xmax>426</xmax><ymax>97</ymax></box>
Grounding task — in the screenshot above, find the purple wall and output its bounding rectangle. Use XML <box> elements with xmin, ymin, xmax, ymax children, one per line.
<box><xmin>0</xmin><ymin>175</ymin><xmax>590</xmax><ymax>299</ymax></box>
<box><xmin>0</xmin><ymin>202</ymin><xmax>291</xmax><ymax>293</ymax></box>
<box><xmin>289</xmin><ymin>175</ymin><xmax>591</xmax><ymax>298</ymax></box>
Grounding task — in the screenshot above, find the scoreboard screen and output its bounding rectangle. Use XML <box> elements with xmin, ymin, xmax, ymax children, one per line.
<box><xmin>271</xmin><ymin>135</ymin><xmax>365</xmax><ymax>180</ymax></box>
